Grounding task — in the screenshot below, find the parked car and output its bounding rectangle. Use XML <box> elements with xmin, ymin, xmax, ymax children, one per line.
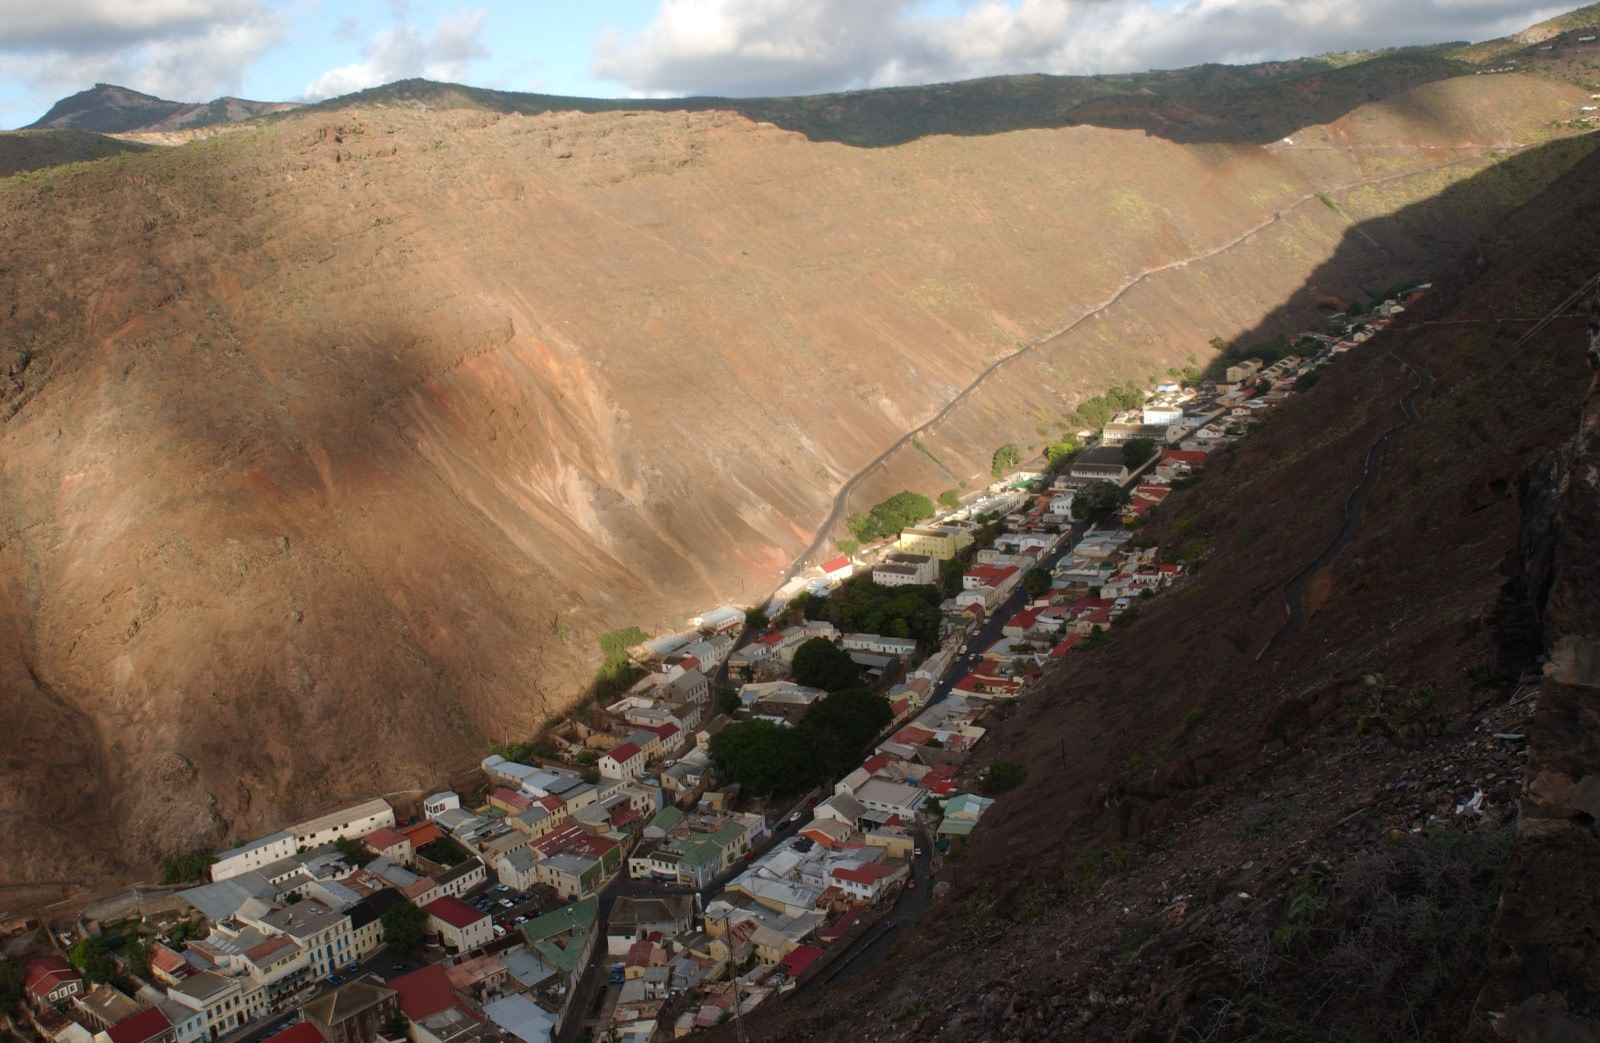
<box><xmin>498</xmin><ymin>898</ymin><xmax>514</xmax><ymax>907</ymax></box>
<box><xmin>906</xmin><ymin>879</ymin><xmax>916</xmax><ymax>890</ymax></box>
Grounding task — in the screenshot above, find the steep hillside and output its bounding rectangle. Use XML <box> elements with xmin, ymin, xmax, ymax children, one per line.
<box><xmin>24</xmin><ymin>84</ymin><xmax>297</xmax><ymax>134</ymax></box>
<box><xmin>0</xmin><ymin>69</ymin><xmax>1591</xmax><ymax>888</ymax></box>
<box><xmin>725</xmin><ymin>115</ymin><xmax>1600</xmax><ymax>1043</ymax></box>
<box><xmin>0</xmin><ymin>130</ymin><xmax>150</xmax><ymax>178</ymax></box>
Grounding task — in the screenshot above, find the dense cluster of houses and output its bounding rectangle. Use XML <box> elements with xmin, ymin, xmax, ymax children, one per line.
<box><xmin>18</xmin><ymin>302</ymin><xmax>1408</xmax><ymax>1043</ymax></box>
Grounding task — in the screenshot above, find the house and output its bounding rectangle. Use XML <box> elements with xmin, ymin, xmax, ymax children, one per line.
<box><xmin>301</xmin><ymin>977</ymin><xmax>398</xmax><ymax>1043</ymax></box>
<box><xmin>423</xmin><ymin>895</ymin><xmax>492</xmax><ymax>953</ymax></box>
<box><xmin>423</xmin><ymin>792</ymin><xmax>461</xmax><ymax>819</ymax></box>
<box><xmin>519</xmin><ymin>898</ymin><xmax>600</xmax><ymax>1031</ymax></box>
<box><xmin>210</xmin><ymin>831</ymin><xmax>297</xmax><ymax>883</ymax></box>
<box><xmin>696</xmin><ymin>605</ymin><xmax>747</xmax><ymax>635</ymax></box>
<box><xmin>288</xmin><ymin>799</ymin><xmax>396</xmax><ymax>852</ymax></box>
<box><xmin>664</xmin><ymin>668</ymin><xmax>710</xmax><ymax>707</ymax></box>
<box><xmin>599</xmin><ymin>743</ymin><xmax>646</xmax><ymax>781</ymax></box>
<box><xmin>818</xmin><ymin>555</ymin><xmax>854</xmax><ymax>585</ymax></box>
<box><xmin>97</xmin><ymin>1007</ymin><xmax>175</xmax><ymax>1043</ymax></box>
<box><xmin>829</xmin><ymin>862</ymin><xmax>905</xmax><ymax>903</ymax></box>
<box><xmin>841</xmin><ymin>633</ymin><xmax>917</xmax><ymax>657</ymax></box>
<box><xmin>362</xmin><ymin>827</ymin><xmax>413</xmax><ymax>865</ymax></box>
<box><xmin>1070</xmin><ymin>446</ymin><xmax>1130</xmax><ymax>484</ymax></box>
<box><xmin>871</xmin><ymin>552</ymin><xmax>938</xmax><ymax>587</ymax></box>
<box><xmin>895</xmin><ymin>527</ymin><xmax>960</xmax><ymax>559</ymax></box>
<box><xmin>1048</xmin><ymin>492</ymin><xmax>1075</xmax><ymax>516</ymax></box>
<box><xmin>938</xmin><ymin>793</ymin><xmax>996</xmax><ymax>837</ymax></box>
<box><xmin>23</xmin><ymin>956</ymin><xmax>83</xmax><ymax>1010</ymax></box>
<box><xmin>164</xmin><ymin>972</ymin><xmax>265</xmax><ymax>1040</ymax></box>
<box><xmin>607</xmin><ymin>897</ymin><xmax>695</xmax><ymax>956</ymax></box>
<box><xmin>247</xmin><ymin>901</ymin><xmax>355</xmax><ymax>980</ymax></box>
<box><xmin>346</xmin><ymin>889</ymin><xmax>405</xmax><ymax>960</ymax></box>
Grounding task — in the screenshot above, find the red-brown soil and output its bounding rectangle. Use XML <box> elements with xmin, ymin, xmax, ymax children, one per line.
<box><xmin>0</xmin><ymin>73</ymin><xmax>1589</xmax><ymax>891</ymax></box>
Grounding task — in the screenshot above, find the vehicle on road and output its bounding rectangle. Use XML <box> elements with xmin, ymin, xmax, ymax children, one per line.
<box><xmin>906</xmin><ymin>879</ymin><xmax>916</xmax><ymax>889</ymax></box>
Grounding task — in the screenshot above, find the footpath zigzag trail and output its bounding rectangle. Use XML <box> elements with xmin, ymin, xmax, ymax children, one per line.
<box><xmin>789</xmin><ymin>147</ymin><xmax>1522</xmax><ymax>574</ymax></box>
<box><xmin>1259</xmin><ymin>272</ymin><xmax>1600</xmax><ymax>659</ymax></box>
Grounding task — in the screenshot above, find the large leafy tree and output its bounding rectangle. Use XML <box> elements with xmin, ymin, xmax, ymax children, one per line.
<box><xmin>791</xmin><ymin>638</ymin><xmax>861</xmax><ymax>692</ymax></box>
<box><xmin>382</xmin><ymin>901</ymin><xmax>428</xmax><ymax>953</ymax></box>
<box><xmin>1072</xmin><ymin>480</ymin><xmax>1130</xmax><ymax>524</ymax></box>
<box><xmin>1122</xmin><ymin>437</ymin><xmax>1159</xmax><ymax>470</ymax></box>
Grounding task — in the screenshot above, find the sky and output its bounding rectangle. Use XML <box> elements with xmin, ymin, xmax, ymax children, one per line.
<box><xmin>0</xmin><ymin>0</ymin><xmax>1577</xmax><ymax>128</ymax></box>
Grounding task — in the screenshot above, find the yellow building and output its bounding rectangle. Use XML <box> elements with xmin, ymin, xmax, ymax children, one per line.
<box><xmin>896</xmin><ymin>526</ymin><xmax>960</xmax><ymax>559</ymax></box>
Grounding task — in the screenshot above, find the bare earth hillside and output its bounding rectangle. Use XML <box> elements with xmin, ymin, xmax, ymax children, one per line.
<box><xmin>711</xmin><ymin>110</ymin><xmax>1600</xmax><ymax>1043</ymax></box>
<box><xmin>0</xmin><ymin>71</ymin><xmax>1591</xmax><ymax>886</ymax></box>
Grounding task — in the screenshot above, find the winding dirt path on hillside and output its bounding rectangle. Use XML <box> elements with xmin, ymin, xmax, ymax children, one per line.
<box><xmin>1257</xmin><ymin>335</ymin><xmax>1432</xmax><ymax>659</ymax></box>
<box><xmin>787</xmin><ymin>148</ymin><xmax>1512</xmax><ymax>576</ymax></box>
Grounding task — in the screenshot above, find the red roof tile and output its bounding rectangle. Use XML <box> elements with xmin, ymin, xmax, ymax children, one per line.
<box><xmin>364</xmin><ymin>827</ymin><xmax>410</xmax><ymax>850</ymax></box>
<box><xmin>781</xmin><ymin>945</ymin><xmax>824</xmax><ymax>978</ymax></box>
<box><xmin>389</xmin><ymin>965</ymin><xmax>463</xmax><ymax>1022</ymax></box>
<box><xmin>820</xmin><ymin>555</ymin><xmax>851</xmax><ymax>575</ymax></box>
<box><xmin>105</xmin><ymin>1007</ymin><xmax>171</xmax><ymax>1043</ymax></box>
<box><xmin>23</xmin><ymin>956</ymin><xmax>79</xmax><ymax>999</ymax></box>
<box><xmin>605</xmin><ymin>742</ymin><xmax>642</xmax><ymax>764</ymax></box>
<box><xmin>261</xmin><ymin>1024</ymin><xmax>325</xmax><ymax>1043</ymax></box>
<box><xmin>401</xmin><ymin>822</ymin><xmax>444</xmax><ymax>848</ymax></box>
<box><xmin>423</xmin><ymin>895</ymin><xmax>487</xmax><ymax>930</ymax></box>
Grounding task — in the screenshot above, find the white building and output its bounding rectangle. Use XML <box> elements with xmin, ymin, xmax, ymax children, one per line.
<box><xmin>289</xmin><ymin>798</ymin><xmax>395</xmax><ymax>851</ymax></box>
<box><xmin>211</xmin><ymin>832</ymin><xmax>296</xmax><ymax>883</ymax></box>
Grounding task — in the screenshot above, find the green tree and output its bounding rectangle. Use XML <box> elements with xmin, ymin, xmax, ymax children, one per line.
<box><xmin>1044</xmin><ymin>437</ymin><xmax>1081</xmax><ymax>470</ymax></box>
<box><xmin>835</xmin><ymin>537</ymin><xmax>860</xmax><ymax>556</ymax></box>
<box><xmin>709</xmin><ymin>720</ymin><xmax>820</xmax><ymax>794</ymax></box>
<box><xmin>982</xmin><ymin>760</ymin><xmax>1027</xmax><ymax>793</ymax></box>
<box><xmin>575</xmin><ymin>749</ymin><xmax>600</xmax><ymax>766</ymax></box>
<box><xmin>381</xmin><ymin>901</ymin><xmax>428</xmax><ymax>953</ymax></box>
<box><xmin>1121</xmin><ymin>437</ymin><xmax>1159</xmax><ymax>470</ymax></box>
<box><xmin>716</xmin><ymin>686</ymin><xmax>742</xmax><ymax>716</ymax></box>
<box><xmin>803</xmin><ymin>687</ymin><xmax>892</xmax><ymax>751</ymax></box>
<box><xmin>791</xmin><ymin>638</ymin><xmax>861</xmax><ymax>692</ymax></box>
<box><xmin>991</xmin><ymin>443</ymin><xmax>1021</xmax><ymax>477</ymax></box>
<box><xmin>1021</xmin><ymin>568</ymin><xmax>1052</xmax><ymax>599</ymax></box>
<box><xmin>0</xmin><ymin>956</ymin><xmax>26</xmax><ymax>1006</ymax></box>
<box><xmin>1072</xmin><ymin>480</ymin><xmax>1130</xmax><ymax>524</ymax></box>
<box><xmin>334</xmin><ymin>836</ymin><xmax>375</xmax><ymax>868</ymax></box>
<box><xmin>68</xmin><ymin>938</ymin><xmax>118</xmax><ymax>986</ymax></box>
<box><xmin>595</xmin><ymin>626</ymin><xmax>649</xmax><ymax>701</ymax></box>
<box><xmin>743</xmin><ymin>606</ymin><xmax>768</xmax><ymax>630</ymax></box>
<box><xmin>159</xmin><ymin>851</ymin><xmax>218</xmax><ymax>885</ymax></box>
<box><xmin>1294</xmin><ymin>370</ymin><xmax>1322</xmax><ymax>392</ymax></box>
<box><xmin>938</xmin><ymin>488</ymin><xmax>960</xmax><ymax>510</ymax></box>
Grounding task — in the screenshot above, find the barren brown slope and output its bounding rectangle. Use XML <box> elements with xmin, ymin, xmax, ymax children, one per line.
<box><xmin>722</xmin><ymin>128</ymin><xmax>1600</xmax><ymax>1043</ymax></box>
<box><xmin>0</xmin><ymin>73</ymin><xmax>1588</xmax><ymax>887</ymax></box>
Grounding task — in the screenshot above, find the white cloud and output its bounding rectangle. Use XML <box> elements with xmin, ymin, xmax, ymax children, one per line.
<box><xmin>593</xmin><ymin>0</ymin><xmax>1575</xmax><ymax>98</ymax></box>
<box><xmin>301</xmin><ymin>7</ymin><xmax>489</xmax><ymax>101</ymax></box>
<box><xmin>0</xmin><ymin>0</ymin><xmax>285</xmax><ymax>110</ymax></box>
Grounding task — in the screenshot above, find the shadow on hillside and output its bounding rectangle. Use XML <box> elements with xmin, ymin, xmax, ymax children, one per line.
<box><xmin>1191</xmin><ymin>132</ymin><xmax>1600</xmax><ymax>376</ymax></box>
<box><xmin>323</xmin><ymin>51</ymin><xmax>1488</xmax><ymax>149</ymax></box>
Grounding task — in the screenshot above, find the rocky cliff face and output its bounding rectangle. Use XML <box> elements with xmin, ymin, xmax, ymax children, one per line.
<box><xmin>1472</xmin><ymin>307</ymin><xmax>1600</xmax><ymax>1040</ymax></box>
<box><xmin>0</xmin><ymin>73</ymin><xmax>1591</xmax><ymax>889</ymax></box>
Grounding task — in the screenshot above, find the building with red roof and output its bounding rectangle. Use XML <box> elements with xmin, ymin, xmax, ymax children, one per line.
<box><xmin>400</xmin><ymin>821</ymin><xmax>443</xmax><ymax>850</ymax></box>
<box><xmin>818</xmin><ymin>556</ymin><xmax>853</xmax><ymax>584</ymax></box>
<box><xmin>781</xmin><ymin>945</ymin><xmax>824</xmax><ymax>980</ymax></box>
<box><xmin>830</xmin><ymin>862</ymin><xmax>905</xmax><ymax>902</ymax></box>
<box><xmin>259</xmin><ymin>1024</ymin><xmax>325</xmax><ymax>1043</ymax></box>
<box><xmin>363</xmin><ymin>826</ymin><xmax>413</xmax><ymax>865</ymax></box>
<box><xmin>423</xmin><ymin>895</ymin><xmax>492</xmax><ymax>953</ymax></box>
<box><xmin>23</xmin><ymin>955</ymin><xmax>81</xmax><ymax>1009</ymax></box>
<box><xmin>104</xmin><ymin>1007</ymin><xmax>174</xmax><ymax>1043</ymax></box>
<box><xmin>388</xmin><ymin>965</ymin><xmax>467</xmax><ymax>1023</ymax></box>
<box><xmin>599</xmin><ymin>742</ymin><xmax>645</xmax><ymax>781</ymax></box>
